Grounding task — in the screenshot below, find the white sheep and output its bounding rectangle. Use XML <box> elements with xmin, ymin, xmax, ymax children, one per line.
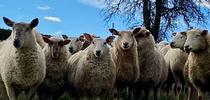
<box><xmin>71</xmin><ymin>34</ymin><xmax>116</xmax><ymax>99</ymax></box>
<box><xmin>109</xmin><ymin>28</ymin><xmax>139</xmax><ymax>99</ymax></box>
<box><xmin>37</xmin><ymin>36</ymin><xmax>71</xmax><ymax>100</ymax></box>
<box><xmin>169</xmin><ymin>31</ymin><xmax>198</xmax><ymax>100</ymax></box>
<box><xmin>164</xmin><ymin>32</ymin><xmax>189</xmax><ymax>97</ymax></box>
<box><xmin>62</xmin><ymin>35</ymin><xmax>84</xmax><ymax>55</ymax></box>
<box><xmin>0</xmin><ymin>17</ymin><xmax>46</xmax><ymax>100</ymax></box>
<box><xmin>157</xmin><ymin>41</ymin><xmax>169</xmax><ymax>50</ymax></box>
<box><xmin>184</xmin><ymin>29</ymin><xmax>210</xmax><ymax>100</ymax></box>
<box><xmin>132</xmin><ymin>27</ymin><xmax>168</xmax><ymax>100</ymax></box>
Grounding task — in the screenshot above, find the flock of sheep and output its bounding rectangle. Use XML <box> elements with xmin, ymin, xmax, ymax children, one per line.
<box><xmin>0</xmin><ymin>17</ymin><xmax>209</xmax><ymax>100</ymax></box>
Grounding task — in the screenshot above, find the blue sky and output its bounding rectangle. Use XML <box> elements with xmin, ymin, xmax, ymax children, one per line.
<box><xmin>0</xmin><ymin>0</ymin><xmax>210</xmax><ymax>40</ymax></box>
<box><xmin>0</xmin><ymin>0</ymin><xmax>127</xmax><ymax>38</ymax></box>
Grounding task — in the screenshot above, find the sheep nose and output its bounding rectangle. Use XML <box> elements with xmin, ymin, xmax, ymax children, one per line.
<box><xmin>69</xmin><ymin>47</ymin><xmax>74</xmax><ymax>53</ymax></box>
<box><xmin>13</xmin><ymin>39</ymin><xmax>21</xmax><ymax>48</ymax></box>
<box><xmin>170</xmin><ymin>42</ymin><xmax>174</xmax><ymax>47</ymax></box>
<box><xmin>184</xmin><ymin>45</ymin><xmax>191</xmax><ymax>52</ymax></box>
<box><xmin>96</xmin><ymin>50</ymin><xmax>101</xmax><ymax>56</ymax></box>
<box><xmin>123</xmin><ymin>43</ymin><xmax>129</xmax><ymax>48</ymax></box>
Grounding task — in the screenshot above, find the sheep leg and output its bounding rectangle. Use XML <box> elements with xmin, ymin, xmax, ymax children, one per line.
<box><xmin>153</xmin><ymin>88</ymin><xmax>160</xmax><ymax>100</ymax></box>
<box><xmin>143</xmin><ymin>89</ymin><xmax>150</xmax><ymax>100</ymax></box>
<box><xmin>197</xmin><ymin>89</ymin><xmax>204</xmax><ymax>100</ymax></box>
<box><xmin>26</xmin><ymin>83</ymin><xmax>40</xmax><ymax>100</ymax></box>
<box><xmin>187</xmin><ymin>87</ymin><xmax>193</xmax><ymax>100</ymax></box>
<box><xmin>133</xmin><ymin>87</ymin><xmax>142</xmax><ymax>100</ymax></box>
<box><xmin>5</xmin><ymin>85</ymin><xmax>17</xmax><ymax>100</ymax></box>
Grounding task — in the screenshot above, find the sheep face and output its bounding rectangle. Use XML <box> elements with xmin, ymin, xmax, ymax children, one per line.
<box><xmin>184</xmin><ymin>29</ymin><xmax>208</xmax><ymax>53</ymax></box>
<box><xmin>133</xmin><ymin>27</ymin><xmax>153</xmax><ymax>44</ymax></box>
<box><xmin>43</xmin><ymin>37</ymin><xmax>71</xmax><ymax>58</ymax></box>
<box><xmin>68</xmin><ymin>37</ymin><xmax>84</xmax><ymax>54</ymax></box>
<box><xmin>109</xmin><ymin>29</ymin><xmax>135</xmax><ymax>50</ymax></box>
<box><xmin>170</xmin><ymin>32</ymin><xmax>187</xmax><ymax>49</ymax></box>
<box><xmin>3</xmin><ymin>17</ymin><xmax>39</xmax><ymax>49</ymax></box>
<box><xmin>91</xmin><ymin>38</ymin><xmax>109</xmax><ymax>57</ymax></box>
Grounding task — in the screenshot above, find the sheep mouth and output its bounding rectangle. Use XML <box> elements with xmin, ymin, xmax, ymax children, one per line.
<box><xmin>13</xmin><ymin>40</ymin><xmax>21</xmax><ymax>49</ymax></box>
<box><xmin>52</xmin><ymin>53</ymin><xmax>59</xmax><ymax>58</ymax></box>
<box><xmin>184</xmin><ymin>48</ymin><xmax>192</xmax><ymax>53</ymax></box>
<box><xmin>170</xmin><ymin>44</ymin><xmax>175</xmax><ymax>48</ymax></box>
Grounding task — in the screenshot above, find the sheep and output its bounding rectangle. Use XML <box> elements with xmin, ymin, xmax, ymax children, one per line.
<box><xmin>163</xmin><ymin>32</ymin><xmax>189</xmax><ymax>97</ymax></box>
<box><xmin>34</xmin><ymin>30</ymin><xmax>46</xmax><ymax>49</ymax></box>
<box><xmin>0</xmin><ymin>76</ymin><xmax>8</xmax><ymax>100</ymax></box>
<box><xmin>0</xmin><ymin>17</ymin><xmax>46</xmax><ymax>100</ymax></box>
<box><xmin>36</xmin><ymin>36</ymin><xmax>71</xmax><ymax>100</ymax></box>
<box><xmin>160</xmin><ymin>45</ymin><xmax>170</xmax><ymax>56</ymax></box>
<box><xmin>70</xmin><ymin>33</ymin><xmax>116</xmax><ymax>99</ymax></box>
<box><xmin>132</xmin><ymin>27</ymin><xmax>168</xmax><ymax>100</ymax></box>
<box><xmin>62</xmin><ymin>35</ymin><xmax>84</xmax><ymax>54</ymax></box>
<box><xmin>170</xmin><ymin>31</ymin><xmax>198</xmax><ymax>100</ymax></box>
<box><xmin>184</xmin><ymin>29</ymin><xmax>210</xmax><ymax>100</ymax></box>
<box><xmin>157</xmin><ymin>41</ymin><xmax>169</xmax><ymax>50</ymax></box>
<box><xmin>108</xmin><ymin>28</ymin><xmax>139</xmax><ymax>99</ymax></box>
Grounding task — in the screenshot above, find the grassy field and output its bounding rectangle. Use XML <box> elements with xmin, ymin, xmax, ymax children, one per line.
<box><xmin>1</xmin><ymin>91</ymin><xmax>209</xmax><ymax>100</ymax></box>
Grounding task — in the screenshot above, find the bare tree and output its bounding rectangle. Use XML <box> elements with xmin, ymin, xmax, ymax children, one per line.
<box><xmin>102</xmin><ymin>0</ymin><xmax>209</xmax><ymax>42</ymax></box>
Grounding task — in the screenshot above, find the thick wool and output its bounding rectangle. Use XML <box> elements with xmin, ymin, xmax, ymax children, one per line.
<box><xmin>164</xmin><ymin>47</ymin><xmax>188</xmax><ymax>92</ymax></box>
<box><xmin>37</xmin><ymin>37</ymin><xmax>69</xmax><ymax>100</ymax></box>
<box><xmin>73</xmin><ymin>39</ymin><xmax>116</xmax><ymax>98</ymax></box>
<box><xmin>160</xmin><ymin>45</ymin><xmax>170</xmax><ymax>56</ymax></box>
<box><xmin>111</xmin><ymin>32</ymin><xmax>139</xmax><ymax>88</ymax></box>
<box><xmin>135</xmin><ymin>34</ymin><xmax>168</xmax><ymax>88</ymax></box>
<box><xmin>0</xmin><ymin>30</ymin><xmax>46</xmax><ymax>99</ymax></box>
<box><xmin>184</xmin><ymin>29</ymin><xmax>210</xmax><ymax>100</ymax></box>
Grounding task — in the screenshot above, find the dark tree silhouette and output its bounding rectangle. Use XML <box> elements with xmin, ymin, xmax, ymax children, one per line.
<box><xmin>0</xmin><ymin>28</ymin><xmax>11</xmax><ymax>40</ymax></box>
<box><xmin>102</xmin><ymin>0</ymin><xmax>209</xmax><ymax>42</ymax></box>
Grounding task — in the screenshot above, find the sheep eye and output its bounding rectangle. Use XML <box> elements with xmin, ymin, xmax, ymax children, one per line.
<box><xmin>92</xmin><ymin>41</ymin><xmax>95</xmax><ymax>44</ymax></box>
<box><xmin>131</xmin><ymin>34</ymin><xmax>134</xmax><ymax>36</ymax></box>
<box><xmin>104</xmin><ymin>42</ymin><xmax>107</xmax><ymax>45</ymax></box>
<box><xmin>196</xmin><ymin>34</ymin><xmax>200</xmax><ymax>37</ymax></box>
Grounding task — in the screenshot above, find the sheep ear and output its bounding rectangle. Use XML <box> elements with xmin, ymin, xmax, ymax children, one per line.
<box><xmin>83</xmin><ymin>33</ymin><xmax>93</xmax><ymax>42</ymax></box>
<box><xmin>172</xmin><ymin>32</ymin><xmax>176</xmax><ymax>36</ymax></box>
<box><xmin>180</xmin><ymin>32</ymin><xmax>186</xmax><ymax>36</ymax></box>
<box><xmin>145</xmin><ymin>31</ymin><xmax>151</xmax><ymax>36</ymax></box>
<box><xmin>78</xmin><ymin>35</ymin><xmax>85</xmax><ymax>42</ymax></box>
<box><xmin>109</xmin><ymin>29</ymin><xmax>119</xmax><ymax>35</ymax></box>
<box><xmin>3</xmin><ymin>17</ymin><xmax>14</xmax><ymax>27</ymax></box>
<box><xmin>64</xmin><ymin>39</ymin><xmax>71</xmax><ymax>45</ymax></box>
<box><xmin>62</xmin><ymin>35</ymin><xmax>68</xmax><ymax>39</ymax></box>
<box><xmin>30</xmin><ymin>18</ymin><xmax>39</xmax><ymax>28</ymax></box>
<box><xmin>42</xmin><ymin>36</ymin><xmax>51</xmax><ymax>43</ymax></box>
<box><xmin>106</xmin><ymin>36</ymin><xmax>115</xmax><ymax>44</ymax></box>
<box><xmin>133</xmin><ymin>28</ymin><xmax>141</xmax><ymax>35</ymax></box>
<box><xmin>202</xmin><ymin>30</ymin><xmax>208</xmax><ymax>36</ymax></box>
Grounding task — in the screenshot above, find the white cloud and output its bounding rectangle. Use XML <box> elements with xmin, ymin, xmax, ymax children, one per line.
<box><xmin>78</xmin><ymin>0</ymin><xmax>106</xmax><ymax>9</ymax></box>
<box><xmin>37</xmin><ymin>6</ymin><xmax>52</xmax><ymax>10</ymax></box>
<box><xmin>44</xmin><ymin>16</ymin><xmax>62</xmax><ymax>22</ymax></box>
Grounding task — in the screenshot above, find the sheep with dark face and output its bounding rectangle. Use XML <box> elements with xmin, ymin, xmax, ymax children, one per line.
<box><xmin>184</xmin><ymin>29</ymin><xmax>210</xmax><ymax>100</ymax></box>
<box><xmin>0</xmin><ymin>17</ymin><xmax>46</xmax><ymax>100</ymax></box>
<box><xmin>132</xmin><ymin>27</ymin><xmax>168</xmax><ymax>100</ymax></box>
<box><xmin>37</xmin><ymin>36</ymin><xmax>70</xmax><ymax>100</ymax></box>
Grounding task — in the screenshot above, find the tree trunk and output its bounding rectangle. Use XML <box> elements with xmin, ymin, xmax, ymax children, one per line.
<box><xmin>143</xmin><ymin>0</ymin><xmax>151</xmax><ymax>31</ymax></box>
<box><xmin>151</xmin><ymin>0</ymin><xmax>163</xmax><ymax>42</ymax></box>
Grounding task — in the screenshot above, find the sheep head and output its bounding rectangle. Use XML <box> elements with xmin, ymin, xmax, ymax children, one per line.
<box><xmin>184</xmin><ymin>29</ymin><xmax>208</xmax><ymax>53</ymax></box>
<box><xmin>43</xmin><ymin>36</ymin><xmax>71</xmax><ymax>58</ymax></box>
<box><xmin>109</xmin><ymin>28</ymin><xmax>135</xmax><ymax>50</ymax></box>
<box><xmin>3</xmin><ymin>17</ymin><xmax>38</xmax><ymax>49</ymax></box>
